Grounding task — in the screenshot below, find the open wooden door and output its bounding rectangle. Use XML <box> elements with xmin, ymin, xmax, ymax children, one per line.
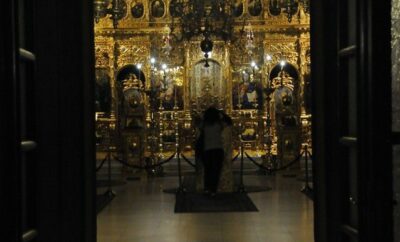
<box><xmin>1</xmin><ymin>0</ymin><xmax>96</xmax><ymax>241</ymax></box>
<box><xmin>311</xmin><ymin>0</ymin><xmax>393</xmax><ymax>241</ymax></box>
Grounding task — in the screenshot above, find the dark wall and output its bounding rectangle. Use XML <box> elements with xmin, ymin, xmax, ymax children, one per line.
<box><xmin>33</xmin><ymin>1</ymin><xmax>96</xmax><ymax>241</ymax></box>
<box><xmin>0</xmin><ymin>1</ymin><xmax>22</xmax><ymax>241</ymax></box>
<box><xmin>310</xmin><ymin>1</ymin><xmax>334</xmax><ymax>241</ymax></box>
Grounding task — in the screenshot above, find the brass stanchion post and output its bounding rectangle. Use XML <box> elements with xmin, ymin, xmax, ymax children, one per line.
<box><xmin>301</xmin><ymin>145</ymin><xmax>313</xmax><ymax>194</ymax></box>
<box><xmin>105</xmin><ymin>131</ymin><xmax>115</xmax><ymax>197</ymax></box>
<box><xmin>238</xmin><ymin>144</ymin><xmax>246</xmax><ymax>193</ymax></box>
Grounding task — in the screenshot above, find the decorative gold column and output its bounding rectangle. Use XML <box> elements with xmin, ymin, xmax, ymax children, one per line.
<box><xmin>298</xmin><ymin>33</ymin><xmax>310</xmax><ymax>116</ymax></box>
<box><xmin>224</xmin><ymin>42</ymin><xmax>232</xmax><ymax>113</ymax></box>
<box><xmin>184</xmin><ymin>41</ymin><xmax>191</xmax><ymax>112</ymax></box>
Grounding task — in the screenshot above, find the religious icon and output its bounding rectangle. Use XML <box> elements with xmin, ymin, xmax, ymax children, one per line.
<box><xmin>151</xmin><ymin>0</ymin><xmax>165</xmax><ymax>18</ymax></box>
<box><xmin>148</xmin><ymin>68</ymin><xmax>184</xmax><ymax>111</ymax></box>
<box><xmin>273</xmin><ymin>73</ymin><xmax>297</xmax><ymax>127</ymax></box>
<box><xmin>131</xmin><ymin>1</ymin><xmax>144</xmax><ymax>18</ymax></box>
<box><xmin>248</xmin><ymin>0</ymin><xmax>263</xmax><ymax>16</ymax></box>
<box><xmin>268</xmin><ymin>0</ymin><xmax>281</xmax><ymax>16</ymax></box>
<box><xmin>232</xmin><ymin>71</ymin><xmax>263</xmax><ymax>109</ymax></box>
<box><xmin>158</xmin><ymin>76</ymin><xmax>183</xmax><ymax>110</ymax></box>
<box><xmin>233</xmin><ymin>0</ymin><xmax>244</xmax><ymax>17</ymax></box>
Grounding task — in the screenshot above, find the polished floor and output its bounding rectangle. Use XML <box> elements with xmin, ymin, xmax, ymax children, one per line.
<box><xmin>97</xmin><ymin>174</ymin><xmax>314</xmax><ymax>242</ymax></box>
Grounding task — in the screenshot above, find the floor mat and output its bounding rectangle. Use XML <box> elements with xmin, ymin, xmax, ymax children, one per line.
<box><xmin>175</xmin><ymin>192</ymin><xmax>258</xmax><ymax>213</ymax></box>
<box><xmin>164</xmin><ymin>175</ymin><xmax>271</xmax><ymax>194</ymax></box>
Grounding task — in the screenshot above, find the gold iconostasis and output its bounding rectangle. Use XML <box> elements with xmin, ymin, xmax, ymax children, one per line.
<box><xmin>94</xmin><ymin>0</ymin><xmax>311</xmax><ymax>167</ymax></box>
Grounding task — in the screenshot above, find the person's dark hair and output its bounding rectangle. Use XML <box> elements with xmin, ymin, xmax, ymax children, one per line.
<box><xmin>203</xmin><ymin>107</ymin><xmax>220</xmax><ymax>125</ymax></box>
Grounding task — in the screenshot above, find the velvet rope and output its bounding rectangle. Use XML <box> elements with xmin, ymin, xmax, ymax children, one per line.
<box><xmin>231</xmin><ymin>152</ymin><xmax>240</xmax><ymax>163</ymax></box>
<box><xmin>96</xmin><ymin>153</ymin><xmax>109</xmax><ymax>172</ymax></box>
<box><xmin>244</xmin><ymin>151</ymin><xmax>304</xmax><ymax>172</ymax></box>
<box><xmin>180</xmin><ymin>153</ymin><xmax>196</xmax><ymax>168</ymax></box>
<box><xmin>307</xmin><ymin>150</ymin><xmax>313</xmax><ymax>160</ymax></box>
<box><xmin>112</xmin><ymin>152</ymin><xmax>176</xmax><ymax>169</ymax></box>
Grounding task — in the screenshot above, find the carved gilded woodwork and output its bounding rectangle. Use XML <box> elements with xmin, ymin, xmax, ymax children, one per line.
<box><xmin>95</xmin><ymin>36</ymin><xmax>114</xmax><ymax>68</ymax></box>
<box><xmin>116</xmin><ymin>37</ymin><xmax>150</xmax><ymax>68</ymax></box>
<box><xmin>230</xmin><ymin>31</ymin><xmax>264</xmax><ymax>67</ymax></box>
<box><xmin>299</xmin><ymin>38</ymin><xmax>310</xmax><ymax>74</ymax></box>
<box><xmin>150</xmin><ymin>33</ymin><xmax>184</xmax><ymax>67</ymax></box>
<box><xmin>264</xmin><ymin>36</ymin><xmax>300</xmax><ymax>68</ymax></box>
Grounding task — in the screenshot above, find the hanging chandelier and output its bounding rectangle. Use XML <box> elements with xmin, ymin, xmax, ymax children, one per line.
<box><xmin>169</xmin><ymin>0</ymin><xmax>236</xmax><ymax>67</ymax></box>
<box><xmin>94</xmin><ymin>0</ymin><xmax>127</xmax><ymax>28</ymax></box>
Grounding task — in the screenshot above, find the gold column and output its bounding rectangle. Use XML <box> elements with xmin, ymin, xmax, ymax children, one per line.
<box><xmin>224</xmin><ymin>42</ymin><xmax>232</xmax><ymax>113</ymax></box>
<box><xmin>298</xmin><ymin>34</ymin><xmax>310</xmax><ymax>116</ymax></box>
<box><xmin>111</xmin><ymin>37</ymin><xmax>118</xmax><ymax>120</ymax></box>
<box><xmin>184</xmin><ymin>42</ymin><xmax>191</xmax><ymax>113</ymax></box>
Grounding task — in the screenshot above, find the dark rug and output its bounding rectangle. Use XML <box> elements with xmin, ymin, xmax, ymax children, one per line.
<box><xmin>164</xmin><ymin>175</ymin><xmax>271</xmax><ymax>194</ymax></box>
<box><xmin>175</xmin><ymin>192</ymin><xmax>258</xmax><ymax>213</ymax></box>
<box><xmin>96</xmin><ymin>192</ymin><xmax>115</xmax><ymax>214</ymax></box>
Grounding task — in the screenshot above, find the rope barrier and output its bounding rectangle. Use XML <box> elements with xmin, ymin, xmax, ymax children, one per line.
<box><xmin>301</xmin><ymin>147</ymin><xmax>313</xmax><ymax>197</ymax></box>
<box><xmin>231</xmin><ymin>152</ymin><xmax>240</xmax><ymax>162</ymax></box>
<box><xmin>145</xmin><ymin>153</ymin><xmax>176</xmax><ymax>168</ymax></box>
<box><xmin>180</xmin><ymin>151</ymin><xmax>240</xmax><ymax>169</ymax></box>
<box><xmin>244</xmin><ymin>151</ymin><xmax>304</xmax><ymax>172</ymax></box>
<box><xmin>96</xmin><ymin>154</ymin><xmax>109</xmax><ymax>172</ymax></box>
<box><xmin>307</xmin><ymin>150</ymin><xmax>313</xmax><ymax>160</ymax></box>
<box><xmin>112</xmin><ymin>152</ymin><xmax>176</xmax><ymax>170</ymax></box>
<box><xmin>180</xmin><ymin>153</ymin><xmax>196</xmax><ymax>168</ymax></box>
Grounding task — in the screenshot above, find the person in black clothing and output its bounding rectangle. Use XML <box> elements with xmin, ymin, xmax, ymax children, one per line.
<box><xmin>199</xmin><ymin>107</ymin><xmax>232</xmax><ymax>196</ymax></box>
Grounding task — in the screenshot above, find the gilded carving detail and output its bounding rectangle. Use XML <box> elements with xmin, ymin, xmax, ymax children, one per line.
<box><xmin>150</xmin><ymin>34</ymin><xmax>184</xmax><ymax>66</ymax></box>
<box><xmin>265</xmin><ymin>40</ymin><xmax>299</xmax><ymax>68</ymax></box>
<box><xmin>116</xmin><ymin>37</ymin><xmax>150</xmax><ymax>68</ymax></box>
<box><xmin>230</xmin><ymin>31</ymin><xmax>264</xmax><ymax>66</ymax></box>
<box><xmin>299</xmin><ymin>38</ymin><xmax>310</xmax><ymax>75</ymax></box>
<box><xmin>95</xmin><ymin>36</ymin><xmax>114</xmax><ymax>68</ymax></box>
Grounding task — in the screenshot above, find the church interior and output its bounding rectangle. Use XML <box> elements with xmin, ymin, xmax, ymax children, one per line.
<box><xmin>93</xmin><ymin>1</ymin><xmax>314</xmax><ymax>241</ymax></box>
<box><xmin>1</xmin><ymin>0</ymin><xmax>398</xmax><ymax>241</ymax></box>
